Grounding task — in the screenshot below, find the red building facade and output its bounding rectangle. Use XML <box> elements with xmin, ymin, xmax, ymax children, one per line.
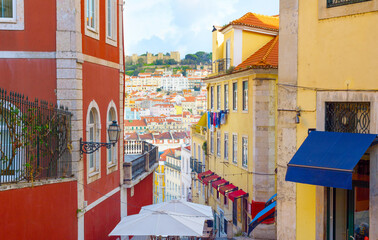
<box><xmin>0</xmin><ymin>0</ymin><xmax>130</xmax><ymax>239</ymax></box>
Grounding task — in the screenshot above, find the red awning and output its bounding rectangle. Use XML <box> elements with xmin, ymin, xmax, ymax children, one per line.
<box><xmin>202</xmin><ymin>174</ymin><xmax>220</xmax><ymax>185</ymax></box>
<box><xmin>228</xmin><ymin>189</ymin><xmax>248</xmax><ymax>201</ymax></box>
<box><xmin>197</xmin><ymin>170</ymin><xmax>213</xmax><ymax>180</ymax></box>
<box><xmin>219</xmin><ymin>184</ymin><xmax>238</xmax><ymax>195</ymax></box>
<box><xmin>212</xmin><ymin>179</ymin><xmax>228</xmax><ymax>189</ymax></box>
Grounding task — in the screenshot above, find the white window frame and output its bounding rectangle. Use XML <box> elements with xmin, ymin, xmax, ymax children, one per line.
<box><xmin>105</xmin><ymin>0</ymin><xmax>118</xmax><ymax>46</ymax></box>
<box><xmin>86</xmin><ymin>100</ymin><xmax>101</xmax><ymax>180</ymax></box>
<box><xmin>242</xmin><ymin>80</ymin><xmax>248</xmax><ymax>112</ymax></box>
<box><xmin>106</xmin><ymin>101</ymin><xmax>118</xmax><ymax>171</ymax></box>
<box><xmin>232</xmin><ymin>82</ymin><xmax>237</xmax><ymax>111</ymax></box>
<box><xmin>217</xmin><ymin>131</ymin><xmax>221</xmax><ymax>157</ymax></box>
<box><xmin>224</xmin><ymin>132</ymin><xmax>228</xmax><ymax>160</ymax></box>
<box><xmin>232</xmin><ymin>133</ymin><xmax>237</xmax><ymax>164</ymax></box>
<box><xmin>84</xmin><ymin>0</ymin><xmax>100</xmax><ymax>40</ymax></box>
<box><xmin>242</xmin><ymin>136</ymin><xmax>248</xmax><ymax>168</ymax></box>
<box><xmin>0</xmin><ymin>0</ymin><xmax>24</xmax><ymax>30</ymax></box>
<box><xmin>224</xmin><ymin>83</ymin><xmax>229</xmax><ymax>110</ymax></box>
<box><xmin>210</xmin><ymin>86</ymin><xmax>214</xmax><ymax>110</ymax></box>
<box><xmin>217</xmin><ymin>85</ymin><xmax>221</xmax><ymax>110</ymax></box>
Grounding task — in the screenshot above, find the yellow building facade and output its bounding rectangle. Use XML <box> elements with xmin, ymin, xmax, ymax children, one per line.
<box><xmin>277</xmin><ymin>0</ymin><xmax>378</xmax><ymax>239</ymax></box>
<box><xmin>191</xmin><ymin>13</ymin><xmax>279</xmax><ymax>239</ymax></box>
<box><xmin>154</xmin><ymin>162</ymin><xmax>165</xmax><ymax>203</ymax></box>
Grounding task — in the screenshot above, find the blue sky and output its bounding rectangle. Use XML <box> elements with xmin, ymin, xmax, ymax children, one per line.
<box><xmin>123</xmin><ymin>0</ymin><xmax>279</xmax><ymax>57</ymax></box>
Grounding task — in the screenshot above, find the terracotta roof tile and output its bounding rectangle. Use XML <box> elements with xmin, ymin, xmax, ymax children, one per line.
<box><xmin>154</xmin><ymin>132</ymin><xmax>172</xmax><ymax>140</ymax></box>
<box><xmin>139</xmin><ymin>133</ymin><xmax>153</xmax><ymax>140</ymax></box>
<box><xmin>124</xmin><ymin>119</ymin><xmax>147</xmax><ymax>127</ymax></box>
<box><xmin>221</xmin><ymin>12</ymin><xmax>279</xmax><ymax>32</ymax></box>
<box><xmin>124</xmin><ymin>132</ymin><xmax>139</xmax><ymax>140</ymax></box>
<box><xmin>234</xmin><ymin>36</ymin><xmax>279</xmax><ymax>71</ymax></box>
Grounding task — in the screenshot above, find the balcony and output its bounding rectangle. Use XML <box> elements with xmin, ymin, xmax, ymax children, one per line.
<box><xmin>213</xmin><ymin>58</ymin><xmax>231</xmax><ymax>74</ymax></box>
<box><xmin>165</xmin><ymin>162</ymin><xmax>181</xmax><ymax>172</ymax></box>
<box><xmin>0</xmin><ymin>88</ymin><xmax>72</xmax><ymax>184</ymax></box>
<box><xmin>123</xmin><ymin>140</ymin><xmax>158</xmax><ymax>186</ymax></box>
<box><xmin>190</xmin><ymin>157</ymin><xmax>204</xmax><ymax>174</ymax></box>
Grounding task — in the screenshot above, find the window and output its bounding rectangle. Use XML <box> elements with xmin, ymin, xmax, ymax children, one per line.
<box><xmin>217</xmin><ymin>131</ymin><xmax>221</xmax><ymax>157</ymax></box>
<box><xmin>242</xmin><ymin>137</ymin><xmax>248</xmax><ymax>168</ymax></box>
<box><xmin>85</xmin><ymin>0</ymin><xmax>99</xmax><ymax>39</ymax></box>
<box><xmin>0</xmin><ymin>0</ymin><xmax>13</xmax><ymax>19</ymax></box>
<box><xmin>210</xmin><ymin>86</ymin><xmax>214</xmax><ymax>109</ymax></box>
<box><xmin>193</xmin><ymin>143</ymin><xmax>196</xmax><ymax>159</ymax></box>
<box><xmin>217</xmin><ymin>85</ymin><xmax>221</xmax><ymax>110</ymax></box>
<box><xmin>106</xmin><ymin>0</ymin><xmax>117</xmax><ymax>45</ymax></box>
<box><xmin>224</xmin><ymin>84</ymin><xmax>229</xmax><ymax>110</ymax></box>
<box><xmin>87</xmin><ymin>0</ymin><xmax>96</xmax><ymax>29</ymax></box>
<box><xmin>0</xmin><ymin>0</ymin><xmax>24</xmax><ymax>30</ymax></box>
<box><xmin>327</xmin><ymin>0</ymin><xmax>371</xmax><ymax>8</ymax></box>
<box><xmin>242</xmin><ymin>81</ymin><xmax>248</xmax><ymax>111</ymax></box>
<box><xmin>232</xmin><ymin>82</ymin><xmax>237</xmax><ymax>111</ymax></box>
<box><xmin>88</xmin><ymin>108</ymin><xmax>100</xmax><ymax>173</ymax></box>
<box><xmin>0</xmin><ymin>107</ymin><xmax>23</xmax><ymax>182</ymax></box>
<box><xmin>198</xmin><ymin>145</ymin><xmax>201</xmax><ymax>163</ymax></box>
<box><xmin>226</xmin><ymin>39</ymin><xmax>231</xmax><ymax>70</ymax></box>
<box><xmin>210</xmin><ymin>130</ymin><xmax>214</xmax><ymax>154</ymax></box>
<box><xmin>224</xmin><ymin>133</ymin><xmax>228</xmax><ymax>160</ymax></box>
<box><xmin>107</xmin><ymin>106</ymin><xmax>117</xmax><ymax>167</ymax></box>
<box><xmin>232</xmin><ymin>134</ymin><xmax>237</xmax><ymax>164</ymax></box>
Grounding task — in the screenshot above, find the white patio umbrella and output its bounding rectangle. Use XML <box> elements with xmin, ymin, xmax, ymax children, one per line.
<box><xmin>109</xmin><ymin>210</ymin><xmax>207</xmax><ymax>237</ymax></box>
<box><xmin>140</xmin><ymin>199</ymin><xmax>213</xmax><ymax>220</ymax></box>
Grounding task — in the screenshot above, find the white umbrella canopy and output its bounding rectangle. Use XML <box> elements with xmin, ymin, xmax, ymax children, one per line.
<box><xmin>109</xmin><ymin>210</ymin><xmax>207</xmax><ymax>237</ymax></box>
<box><xmin>140</xmin><ymin>199</ymin><xmax>213</xmax><ymax>220</ymax></box>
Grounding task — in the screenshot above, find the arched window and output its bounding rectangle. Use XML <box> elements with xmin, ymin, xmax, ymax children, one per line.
<box><xmin>107</xmin><ymin>103</ymin><xmax>117</xmax><ymax>167</ymax></box>
<box><xmin>87</xmin><ymin>101</ymin><xmax>101</xmax><ymax>175</ymax></box>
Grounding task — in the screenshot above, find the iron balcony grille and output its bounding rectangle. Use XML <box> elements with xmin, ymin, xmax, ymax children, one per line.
<box><xmin>325</xmin><ymin>102</ymin><xmax>370</xmax><ymax>134</ymax></box>
<box><xmin>327</xmin><ymin>0</ymin><xmax>371</xmax><ymax>8</ymax></box>
<box><xmin>0</xmin><ymin>88</ymin><xmax>72</xmax><ymax>184</ymax></box>
<box><xmin>214</xmin><ymin>58</ymin><xmax>231</xmax><ymax>74</ymax></box>
<box><xmin>165</xmin><ymin>162</ymin><xmax>181</xmax><ymax>172</ymax></box>
<box><xmin>190</xmin><ymin>157</ymin><xmax>204</xmax><ymax>174</ymax></box>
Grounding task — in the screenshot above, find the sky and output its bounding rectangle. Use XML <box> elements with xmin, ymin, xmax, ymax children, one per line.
<box><xmin>123</xmin><ymin>0</ymin><xmax>279</xmax><ymax>57</ymax></box>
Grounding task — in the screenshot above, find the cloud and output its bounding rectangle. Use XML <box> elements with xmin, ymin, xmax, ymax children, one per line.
<box><xmin>123</xmin><ymin>0</ymin><xmax>279</xmax><ymax>56</ymax></box>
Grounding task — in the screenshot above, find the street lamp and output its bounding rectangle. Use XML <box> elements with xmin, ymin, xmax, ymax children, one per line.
<box><xmin>80</xmin><ymin>120</ymin><xmax>121</xmax><ymax>154</ymax></box>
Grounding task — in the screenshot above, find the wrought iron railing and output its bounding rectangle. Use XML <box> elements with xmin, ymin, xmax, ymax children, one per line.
<box><xmin>123</xmin><ymin>141</ymin><xmax>158</xmax><ymax>183</ymax></box>
<box><xmin>190</xmin><ymin>157</ymin><xmax>204</xmax><ymax>174</ymax></box>
<box><xmin>0</xmin><ymin>88</ymin><xmax>72</xmax><ymax>184</ymax></box>
<box><xmin>327</xmin><ymin>0</ymin><xmax>371</xmax><ymax>7</ymax></box>
<box><xmin>325</xmin><ymin>102</ymin><xmax>370</xmax><ymax>134</ymax></box>
<box><xmin>213</xmin><ymin>58</ymin><xmax>231</xmax><ymax>74</ymax></box>
<box><xmin>165</xmin><ymin>162</ymin><xmax>181</xmax><ymax>172</ymax></box>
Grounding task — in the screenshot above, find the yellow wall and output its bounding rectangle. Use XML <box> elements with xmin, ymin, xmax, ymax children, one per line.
<box><xmin>242</xmin><ymin>31</ymin><xmax>274</xmax><ymax>62</ymax></box>
<box><xmin>295</xmin><ymin>1</ymin><xmax>378</xmax><ymax>239</ymax></box>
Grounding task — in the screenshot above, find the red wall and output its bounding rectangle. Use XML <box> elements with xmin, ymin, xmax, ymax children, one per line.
<box><xmin>0</xmin><ymin>181</ymin><xmax>77</xmax><ymax>240</ymax></box>
<box><xmin>127</xmin><ymin>173</ymin><xmax>154</xmax><ymax>215</ymax></box>
<box><xmin>81</xmin><ymin>0</ymin><xmax>119</xmax><ymax>63</ymax></box>
<box><xmin>85</xmin><ymin>191</ymin><xmax>120</xmax><ymax>240</ymax></box>
<box><xmin>0</xmin><ymin>0</ymin><xmax>56</xmax><ymax>51</ymax></box>
<box><xmin>82</xmin><ymin>62</ymin><xmax>120</xmax><ymax>204</ymax></box>
<box><xmin>0</xmin><ymin>59</ymin><xmax>57</xmax><ymax>102</ymax></box>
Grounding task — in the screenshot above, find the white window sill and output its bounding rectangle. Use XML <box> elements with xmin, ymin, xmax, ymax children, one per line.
<box><xmin>107</xmin><ymin>163</ymin><xmax>117</xmax><ymax>169</ymax></box>
<box><xmin>88</xmin><ymin>171</ymin><xmax>100</xmax><ymax>178</ymax></box>
<box><xmin>106</xmin><ymin>36</ymin><xmax>118</xmax><ymax>47</ymax></box>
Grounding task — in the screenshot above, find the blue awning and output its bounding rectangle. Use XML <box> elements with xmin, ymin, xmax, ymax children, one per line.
<box><xmin>285</xmin><ymin>131</ymin><xmax>377</xmax><ymax>189</ymax></box>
